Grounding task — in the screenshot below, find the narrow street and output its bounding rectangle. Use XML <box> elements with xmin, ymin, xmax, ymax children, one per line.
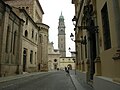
<box><xmin>0</xmin><ymin>71</ymin><xmax>76</xmax><ymax>90</ymax></box>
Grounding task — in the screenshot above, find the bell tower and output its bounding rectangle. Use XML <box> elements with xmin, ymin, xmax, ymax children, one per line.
<box><xmin>58</xmin><ymin>12</ymin><xmax>66</xmax><ymax>57</ymax></box>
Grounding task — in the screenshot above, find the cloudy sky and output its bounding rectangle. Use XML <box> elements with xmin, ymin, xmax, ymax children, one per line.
<box><xmin>39</xmin><ymin>0</ymin><xmax>75</xmax><ymax>56</ymax></box>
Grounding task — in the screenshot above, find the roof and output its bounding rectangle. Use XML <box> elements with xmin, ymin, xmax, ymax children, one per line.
<box><xmin>36</xmin><ymin>0</ymin><xmax>44</xmax><ymax>14</ymax></box>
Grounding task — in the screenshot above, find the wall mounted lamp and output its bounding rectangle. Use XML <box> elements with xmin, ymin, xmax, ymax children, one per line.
<box><xmin>72</xmin><ymin>16</ymin><xmax>76</xmax><ymax>26</ymax></box>
<box><xmin>68</xmin><ymin>47</ymin><xmax>77</xmax><ymax>55</ymax></box>
<box><xmin>70</xmin><ymin>33</ymin><xmax>87</xmax><ymax>45</ymax></box>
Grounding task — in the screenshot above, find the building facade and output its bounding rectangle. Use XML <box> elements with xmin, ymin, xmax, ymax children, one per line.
<box><xmin>37</xmin><ymin>23</ymin><xmax>49</xmax><ymax>71</ymax></box>
<box><xmin>0</xmin><ymin>0</ymin><xmax>24</xmax><ymax>76</ymax></box>
<box><xmin>59</xmin><ymin>57</ymin><xmax>75</xmax><ymax>70</ymax></box>
<box><xmin>72</xmin><ymin>0</ymin><xmax>120</xmax><ymax>90</ymax></box>
<box><xmin>19</xmin><ymin>9</ymin><xmax>39</xmax><ymax>72</ymax></box>
<box><xmin>58</xmin><ymin>12</ymin><xmax>66</xmax><ymax>57</ymax></box>
<box><xmin>4</xmin><ymin>0</ymin><xmax>49</xmax><ymax>72</ymax></box>
<box><xmin>0</xmin><ymin>0</ymin><xmax>49</xmax><ymax>76</ymax></box>
<box><xmin>48</xmin><ymin>42</ymin><xmax>61</xmax><ymax>70</ymax></box>
<box><xmin>4</xmin><ymin>0</ymin><xmax>43</xmax><ymax>23</ymax></box>
<box><xmin>48</xmin><ymin>42</ymin><xmax>75</xmax><ymax>71</ymax></box>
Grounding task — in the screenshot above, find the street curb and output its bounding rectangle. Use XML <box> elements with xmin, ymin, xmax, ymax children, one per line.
<box><xmin>70</xmin><ymin>75</ymin><xmax>77</xmax><ymax>90</ymax></box>
<box><xmin>70</xmin><ymin>75</ymin><xmax>84</xmax><ymax>90</ymax></box>
<box><xmin>0</xmin><ymin>72</ymin><xmax>46</xmax><ymax>83</ymax></box>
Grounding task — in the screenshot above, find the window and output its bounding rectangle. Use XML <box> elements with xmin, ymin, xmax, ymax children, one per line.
<box><xmin>26</xmin><ymin>7</ymin><xmax>29</xmax><ymax>13</ymax></box>
<box><xmin>35</xmin><ymin>33</ymin><xmax>37</xmax><ymax>41</ymax></box>
<box><xmin>54</xmin><ymin>59</ymin><xmax>57</xmax><ymax>62</ymax></box>
<box><xmin>26</xmin><ymin>17</ymin><xmax>28</xmax><ymax>25</ymax></box>
<box><xmin>10</xmin><ymin>25</ymin><xmax>14</xmax><ymax>52</ymax></box>
<box><xmin>39</xmin><ymin>34</ymin><xmax>43</xmax><ymax>43</ymax></box>
<box><xmin>35</xmin><ymin>52</ymin><xmax>36</xmax><ymax>64</ymax></box>
<box><xmin>5</xmin><ymin>26</ymin><xmax>9</xmax><ymax>53</ymax></box>
<box><xmin>32</xmin><ymin>29</ymin><xmax>34</xmax><ymax>38</ymax></box>
<box><xmin>61</xmin><ymin>44</ymin><xmax>63</xmax><ymax>48</ymax></box>
<box><xmin>30</xmin><ymin>50</ymin><xmax>33</xmax><ymax>64</ymax></box>
<box><xmin>25</xmin><ymin>30</ymin><xmax>28</xmax><ymax>37</ymax></box>
<box><xmin>101</xmin><ymin>3</ymin><xmax>111</xmax><ymax>50</ymax></box>
<box><xmin>13</xmin><ymin>31</ymin><xmax>17</xmax><ymax>54</ymax></box>
<box><xmin>26</xmin><ymin>7</ymin><xmax>29</xmax><ymax>10</ymax></box>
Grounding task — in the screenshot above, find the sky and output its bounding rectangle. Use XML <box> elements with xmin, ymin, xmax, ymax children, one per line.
<box><xmin>39</xmin><ymin>0</ymin><xmax>75</xmax><ymax>56</ymax></box>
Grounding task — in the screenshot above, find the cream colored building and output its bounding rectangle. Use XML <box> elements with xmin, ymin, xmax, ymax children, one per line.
<box><xmin>37</xmin><ymin>23</ymin><xmax>49</xmax><ymax>71</ymax></box>
<box><xmin>59</xmin><ymin>57</ymin><xmax>75</xmax><ymax>70</ymax></box>
<box><xmin>48</xmin><ymin>42</ymin><xmax>75</xmax><ymax>71</ymax></box>
<box><xmin>2</xmin><ymin>0</ymin><xmax>49</xmax><ymax>75</ymax></box>
<box><xmin>19</xmin><ymin>9</ymin><xmax>39</xmax><ymax>72</ymax></box>
<box><xmin>72</xmin><ymin>0</ymin><xmax>120</xmax><ymax>90</ymax></box>
<box><xmin>48</xmin><ymin>42</ymin><xmax>61</xmax><ymax>70</ymax></box>
<box><xmin>4</xmin><ymin>0</ymin><xmax>43</xmax><ymax>23</ymax></box>
<box><xmin>95</xmin><ymin>0</ymin><xmax>120</xmax><ymax>89</ymax></box>
<box><xmin>0</xmin><ymin>0</ymin><xmax>24</xmax><ymax>76</ymax></box>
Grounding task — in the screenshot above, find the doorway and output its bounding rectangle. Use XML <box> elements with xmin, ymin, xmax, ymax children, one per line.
<box><xmin>54</xmin><ymin>64</ymin><xmax>57</xmax><ymax>70</ymax></box>
<box><xmin>23</xmin><ymin>49</ymin><xmax>27</xmax><ymax>72</ymax></box>
<box><xmin>67</xmin><ymin>64</ymin><xmax>72</xmax><ymax>70</ymax></box>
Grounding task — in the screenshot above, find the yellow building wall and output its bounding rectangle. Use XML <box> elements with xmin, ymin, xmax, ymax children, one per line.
<box><xmin>97</xmin><ymin>0</ymin><xmax>120</xmax><ymax>79</ymax></box>
<box><xmin>59</xmin><ymin>57</ymin><xmax>75</xmax><ymax>70</ymax></box>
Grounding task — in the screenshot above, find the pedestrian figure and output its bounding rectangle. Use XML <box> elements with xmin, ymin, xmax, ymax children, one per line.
<box><xmin>65</xmin><ymin>67</ymin><xmax>69</xmax><ymax>75</ymax></box>
<box><xmin>65</xmin><ymin>67</ymin><xmax>67</xmax><ymax>72</ymax></box>
<box><xmin>66</xmin><ymin>69</ymin><xmax>69</xmax><ymax>74</ymax></box>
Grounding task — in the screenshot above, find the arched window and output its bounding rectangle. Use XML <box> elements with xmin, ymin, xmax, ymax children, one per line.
<box><xmin>32</xmin><ymin>29</ymin><xmax>34</xmax><ymax>38</ymax></box>
<box><xmin>26</xmin><ymin>17</ymin><xmax>28</xmax><ymax>25</ymax></box>
<box><xmin>30</xmin><ymin>50</ymin><xmax>33</xmax><ymax>64</ymax></box>
<box><xmin>35</xmin><ymin>52</ymin><xmax>36</xmax><ymax>64</ymax></box>
<box><xmin>54</xmin><ymin>59</ymin><xmax>57</xmax><ymax>62</ymax></box>
<box><xmin>35</xmin><ymin>33</ymin><xmax>37</xmax><ymax>41</ymax></box>
<box><xmin>24</xmin><ymin>30</ymin><xmax>28</xmax><ymax>37</ymax></box>
<box><xmin>39</xmin><ymin>34</ymin><xmax>43</xmax><ymax>43</ymax></box>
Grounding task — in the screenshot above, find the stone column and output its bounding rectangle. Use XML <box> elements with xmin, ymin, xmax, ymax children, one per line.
<box><xmin>94</xmin><ymin>28</ymin><xmax>101</xmax><ymax>76</ymax></box>
<box><xmin>16</xmin><ymin>19</ymin><xmax>24</xmax><ymax>74</ymax></box>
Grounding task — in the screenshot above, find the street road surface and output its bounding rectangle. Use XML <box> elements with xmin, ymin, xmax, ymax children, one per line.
<box><xmin>0</xmin><ymin>71</ymin><xmax>76</xmax><ymax>90</ymax></box>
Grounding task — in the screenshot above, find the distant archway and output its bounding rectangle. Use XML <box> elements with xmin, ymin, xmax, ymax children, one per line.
<box><xmin>67</xmin><ymin>64</ymin><xmax>72</xmax><ymax>70</ymax></box>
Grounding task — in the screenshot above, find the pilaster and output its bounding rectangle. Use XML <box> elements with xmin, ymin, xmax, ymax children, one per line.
<box><xmin>94</xmin><ymin>57</ymin><xmax>101</xmax><ymax>76</ymax></box>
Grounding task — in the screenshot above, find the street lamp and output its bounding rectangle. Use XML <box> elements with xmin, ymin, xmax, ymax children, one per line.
<box><xmin>70</xmin><ymin>33</ymin><xmax>87</xmax><ymax>45</ymax></box>
<box><xmin>68</xmin><ymin>47</ymin><xmax>71</xmax><ymax>52</ymax></box>
<box><xmin>70</xmin><ymin>33</ymin><xmax>74</xmax><ymax>41</ymax></box>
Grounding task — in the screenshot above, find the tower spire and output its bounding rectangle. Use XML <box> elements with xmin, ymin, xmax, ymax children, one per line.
<box><xmin>59</xmin><ymin>11</ymin><xmax>64</xmax><ymax>20</ymax></box>
<box><xmin>61</xmin><ymin>11</ymin><xmax>62</xmax><ymax>16</ymax></box>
